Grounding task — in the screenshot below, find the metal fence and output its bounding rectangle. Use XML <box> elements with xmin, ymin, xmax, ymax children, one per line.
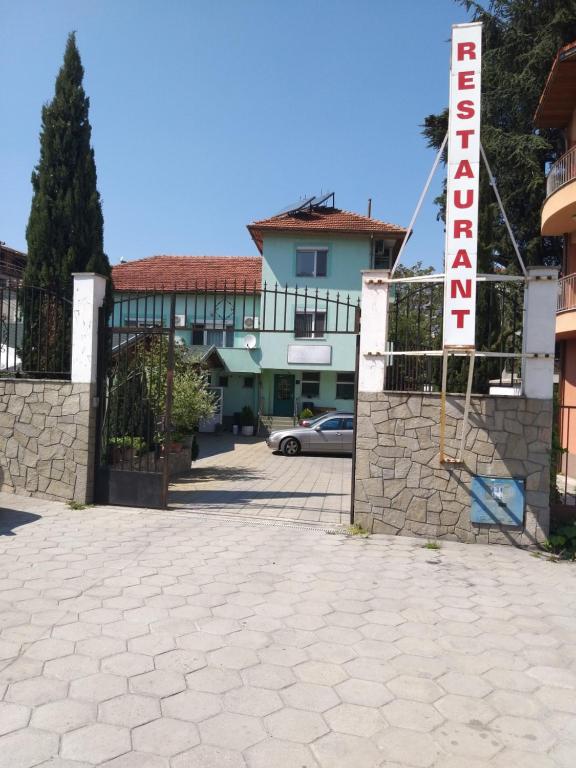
<box><xmin>556</xmin><ymin>404</ymin><xmax>576</xmax><ymax>507</ymax></box>
<box><xmin>558</xmin><ymin>274</ymin><xmax>576</xmax><ymax>313</ymax></box>
<box><xmin>384</xmin><ymin>279</ymin><xmax>524</xmax><ymax>394</ymax></box>
<box><xmin>547</xmin><ymin>145</ymin><xmax>576</xmax><ymax>198</ymax></box>
<box><xmin>0</xmin><ymin>280</ymin><xmax>72</xmax><ymax>378</ymax></box>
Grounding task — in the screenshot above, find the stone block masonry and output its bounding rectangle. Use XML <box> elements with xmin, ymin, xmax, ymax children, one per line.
<box><xmin>0</xmin><ymin>379</ymin><xmax>95</xmax><ymax>504</ymax></box>
<box><xmin>354</xmin><ymin>391</ymin><xmax>552</xmax><ymax>546</ymax></box>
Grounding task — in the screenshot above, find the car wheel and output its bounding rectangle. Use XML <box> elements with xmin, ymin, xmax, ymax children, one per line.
<box><xmin>281</xmin><ymin>437</ymin><xmax>301</xmax><ymax>456</ymax></box>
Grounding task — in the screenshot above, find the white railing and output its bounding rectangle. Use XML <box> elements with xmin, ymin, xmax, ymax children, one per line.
<box><xmin>547</xmin><ymin>146</ymin><xmax>576</xmax><ymax>197</ymax></box>
<box><xmin>558</xmin><ymin>274</ymin><xmax>576</xmax><ymax>313</ymax></box>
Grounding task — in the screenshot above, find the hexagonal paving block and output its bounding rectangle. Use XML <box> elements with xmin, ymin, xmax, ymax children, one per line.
<box><xmin>24</xmin><ymin>638</ymin><xmax>74</xmax><ymax>661</ymax></box>
<box><xmin>265</xmin><ymin>707</ymin><xmax>328</xmax><ymax>743</ymax></box>
<box><xmin>223</xmin><ymin>686</ymin><xmax>282</xmax><ymax>717</ymax></box>
<box><xmin>257</xmin><ymin>646</ymin><xmax>308</xmax><ymax>668</ymax></box>
<box><xmin>101</xmin><ymin>652</ymin><xmax>155</xmax><ymax>677</ymax></box>
<box><xmin>129</xmin><ymin>670</ymin><xmax>186</xmax><ymax>698</ymax></box>
<box><xmin>245</xmin><ymin>738</ymin><xmax>319</xmax><ymax>768</ymax></box>
<box><xmin>435</xmin><ymin>693</ymin><xmax>497</xmax><ymax>725</ymax></box>
<box><xmin>128</xmin><ymin>633</ymin><xmax>176</xmax><ymax>657</ymax></box>
<box><xmin>61</xmin><ymin>723</ymin><xmax>131</xmax><ymax>763</ymax></box>
<box><xmin>93</xmin><ymin>751</ymin><xmax>170</xmax><ymax>767</ymax></box>
<box><xmin>75</xmin><ymin>636</ymin><xmax>126</xmax><ymax>659</ymax></box>
<box><xmin>312</xmin><ymin>731</ymin><xmax>383</xmax><ymax>768</ymax></box>
<box><xmin>0</xmin><ymin>728</ymin><xmax>59</xmax><ymax>768</ymax></box>
<box><xmin>133</xmin><ymin>717</ymin><xmax>200</xmax><ymax>756</ymax></box>
<box><xmin>208</xmin><ymin>647</ymin><xmax>259</xmax><ymax>671</ymax></box>
<box><xmin>172</xmin><ymin>744</ymin><xmax>247</xmax><ymax>768</ymax></box>
<box><xmin>375</xmin><ymin>727</ymin><xmax>440</xmax><ymax>767</ymax></box>
<box><xmin>336</xmin><ymin>678</ymin><xmax>392</xmax><ymax>707</ymax></box>
<box><xmin>177</xmin><ymin>632</ymin><xmax>225</xmax><ymax>653</ymax></box>
<box><xmin>69</xmin><ymin>673</ymin><xmax>127</xmax><ymax>703</ymax></box>
<box><xmin>281</xmin><ymin>682</ymin><xmax>339</xmax><ymax>713</ymax></box>
<box><xmin>491</xmin><ymin>715</ymin><xmax>556</xmax><ymax>752</ymax></box>
<box><xmin>99</xmin><ymin>693</ymin><xmax>160</xmax><ymax>728</ymax></box>
<box><xmin>186</xmin><ymin>667</ymin><xmax>242</xmax><ymax>694</ymax></box>
<box><xmin>0</xmin><ymin>701</ymin><xmax>30</xmax><ymax>736</ymax></box>
<box><xmin>434</xmin><ymin>722</ymin><xmax>503</xmax><ymax>760</ymax></box>
<box><xmin>386</xmin><ymin>675</ymin><xmax>444</xmax><ymax>703</ymax></box>
<box><xmin>437</xmin><ymin>671</ymin><xmax>493</xmax><ymax>698</ymax></box>
<box><xmin>324</xmin><ymin>703</ymin><xmax>385</xmax><ymax>738</ymax></box>
<box><xmin>243</xmin><ymin>664</ymin><xmax>296</xmax><ymax>691</ymax></box>
<box><xmin>382</xmin><ymin>699</ymin><xmax>444</xmax><ymax>733</ymax></box>
<box><xmin>52</xmin><ymin>621</ymin><xmax>101</xmax><ymax>642</ymax></box>
<box><xmin>43</xmin><ymin>654</ymin><xmax>99</xmax><ymax>682</ymax></box>
<box><xmin>154</xmin><ymin>649</ymin><xmax>206</xmax><ymax>674</ymax></box>
<box><xmin>30</xmin><ymin>698</ymin><xmax>95</xmax><ymax>734</ymax></box>
<box><xmin>161</xmin><ymin>689</ymin><xmax>222</xmax><ymax>722</ymax></box>
<box><xmin>6</xmin><ymin>676</ymin><xmax>68</xmax><ymax>706</ymax></box>
<box><xmin>294</xmin><ymin>660</ymin><xmax>348</xmax><ymax>687</ymax></box>
<box><xmin>199</xmin><ymin>712</ymin><xmax>266</xmax><ymax>752</ymax></box>
<box><xmin>102</xmin><ymin>620</ymin><xmax>150</xmax><ymax>640</ymax></box>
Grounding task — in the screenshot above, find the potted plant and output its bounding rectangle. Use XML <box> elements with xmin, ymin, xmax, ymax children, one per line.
<box><xmin>240</xmin><ymin>405</ymin><xmax>255</xmax><ymax>436</ymax></box>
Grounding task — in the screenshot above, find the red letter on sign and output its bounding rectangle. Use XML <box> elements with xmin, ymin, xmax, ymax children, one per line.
<box><xmin>450</xmin><ymin>279</ymin><xmax>472</xmax><ymax>299</ymax></box>
<box><xmin>454</xmin><ymin>189</ymin><xmax>473</xmax><ymax>208</ymax></box>
<box><xmin>454</xmin><ymin>159</ymin><xmax>474</xmax><ymax>179</ymax></box>
<box><xmin>458</xmin><ymin>71</ymin><xmax>475</xmax><ymax>90</ymax></box>
<box><xmin>457</xmin><ymin>42</ymin><xmax>476</xmax><ymax>61</ymax></box>
<box><xmin>454</xmin><ymin>220</ymin><xmax>473</xmax><ymax>238</ymax></box>
<box><xmin>457</xmin><ymin>100</ymin><xmax>474</xmax><ymax>119</ymax></box>
<box><xmin>456</xmin><ymin>129</ymin><xmax>474</xmax><ymax>149</ymax></box>
<box><xmin>452</xmin><ymin>249</ymin><xmax>472</xmax><ymax>268</ymax></box>
<box><xmin>452</xmin><ymin>308</ymin><xmax>471</xmax><ymax>328</ymax></box>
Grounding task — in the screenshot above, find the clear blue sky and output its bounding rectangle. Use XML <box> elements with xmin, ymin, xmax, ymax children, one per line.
<box><xmin>0</xmin><ymin>0</ymin><xmax>468</xmax><ymax>269</ymax></box>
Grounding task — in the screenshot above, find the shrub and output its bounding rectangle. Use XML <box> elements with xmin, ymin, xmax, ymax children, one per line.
<box><xmin>300</xmin><ymin>408</ymin><xmax>314</xmax><ymax>419</ymax></box>
<box><xmin>544</xmin><ymin>522</ymin><xmax>576</xmax><ymax>561</ymax></box>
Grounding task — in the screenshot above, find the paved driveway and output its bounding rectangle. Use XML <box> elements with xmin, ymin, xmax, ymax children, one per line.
<box><xmin>169</xmin><ymin>435</ymin><xmax>352</xmax><ymax>526</ymax></box>
<box><xmin>0</xmin><ymin>493</ymin><xmax>576</xmax><ymax>767</ymax></box>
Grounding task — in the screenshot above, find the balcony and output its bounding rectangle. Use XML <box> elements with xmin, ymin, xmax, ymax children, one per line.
<box><xmin>557</xmin><ymin>274</ymin><xmax>576</xmax><ymax>337</ymax></box>
<box><xmin>542</xmin><ymin>146</ymin><xmax>576</xmax><ymax>236</ymax></box>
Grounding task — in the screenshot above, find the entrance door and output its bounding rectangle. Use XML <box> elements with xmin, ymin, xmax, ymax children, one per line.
<box><xmin>273</xmin><ymin>374</ymin><xmax>295</xmax><ymax>417</ymax></box>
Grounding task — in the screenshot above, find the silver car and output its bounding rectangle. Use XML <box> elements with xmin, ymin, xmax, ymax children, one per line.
<box><xmin>266</xmin><ymin>413</ymin><xmax>354</xmax><ymax>456</ymax></box>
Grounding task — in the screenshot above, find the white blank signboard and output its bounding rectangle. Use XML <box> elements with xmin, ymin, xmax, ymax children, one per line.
<box><xmin>287</xmin><ymin>345</ymin><xmax>332</xmax><ymax>364</ymax></box>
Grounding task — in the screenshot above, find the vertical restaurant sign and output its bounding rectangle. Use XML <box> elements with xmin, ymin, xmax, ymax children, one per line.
<box><xmin>443</xmin><ymin>22</ymin><xmax>482</xmax><ymax>348</ymax></box>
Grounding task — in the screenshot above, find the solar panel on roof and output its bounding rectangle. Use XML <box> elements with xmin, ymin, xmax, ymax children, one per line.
<box><xmin>309</xmin><ymin>191</ymin><xmax>335</xmax><ymax>207</ymax></box>
<box><xmin>275</xmin><ymin>195</ymin><xmax>316</xmax><ymax>216</ymax></box>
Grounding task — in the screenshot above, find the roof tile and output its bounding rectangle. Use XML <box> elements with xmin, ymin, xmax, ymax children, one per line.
<box><xmin>112</xmin><ymin>255</ymin><xmax>262</xmax><ymax>292</ymax></box>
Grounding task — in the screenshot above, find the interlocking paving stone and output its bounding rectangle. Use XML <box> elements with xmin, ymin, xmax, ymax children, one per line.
<box><xmin>1</xmin><ymin>490</ymin><xmax>576</xmax><ymax>767</ymax></box>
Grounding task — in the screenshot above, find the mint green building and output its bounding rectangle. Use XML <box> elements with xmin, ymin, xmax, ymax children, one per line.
<box><xmin>112</xmin><ymin>199</ymin><xmax>405</xmax><ymax>428</ymax></box>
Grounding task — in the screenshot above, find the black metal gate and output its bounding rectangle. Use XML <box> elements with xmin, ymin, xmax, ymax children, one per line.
<box><xmin>94</xmin><ymin>283</ymin><xmax>360</xmax><ymax>509</ymax></box>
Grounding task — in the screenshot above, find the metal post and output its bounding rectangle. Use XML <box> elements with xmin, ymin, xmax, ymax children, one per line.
<box><xmin>161</xmin><ymin>293</ymin><xmax>177</xmax><ymax>509</ymax></box>
<box><xmin>350</xmin><ymin>307</ymin><xmax>361</xmax><ymax>525</ymax></box>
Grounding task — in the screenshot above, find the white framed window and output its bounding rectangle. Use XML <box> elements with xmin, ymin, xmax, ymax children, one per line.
<box><xmin>295</xmin><ymin>311</ymin><xmax>326</xmax><ymax>339</ymax></box>
<box><xmin>336</xmin><ymin>372</ymin><xmax>355</xmax><ymax>399</ymax></box>
<box><xmin>191</xmin><ymin>324</ymin><xmax>234</xmax><ymax>347</ymax></box>
<box><xmin>296</xmin><ymin>248</ymin><xmax>328</xmax><ymax>277</ymax></box>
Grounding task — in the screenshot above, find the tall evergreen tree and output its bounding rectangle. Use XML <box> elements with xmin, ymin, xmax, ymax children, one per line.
<box><xmin>22</xmin><ymin>33</ymin><xmax>111</xmax><ymax>373</ymax></box>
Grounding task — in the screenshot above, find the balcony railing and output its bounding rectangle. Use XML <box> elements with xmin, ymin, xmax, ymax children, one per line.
<box><xmin>558</xmin><ymin>274</ymin><xmax>576</xmax><ymax>313</ymax></box>
<box><xmin>547</xmin><ymin>146</ymin><xmax>576</xmax><ymax>197</ymax></box>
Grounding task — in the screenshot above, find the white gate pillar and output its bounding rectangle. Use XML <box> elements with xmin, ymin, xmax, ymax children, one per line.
<box><xmin>359</xmin><ymin>270</ymin><xmax>390</xmax><ymax>392</ymax></box>
<box><xmin>521</xmin><ymin>266</ymin><xmax>558</xmax><ymax>400</ymax></box>
<box><xmin>71</xmin><ymin>273</ymin><xmax>108</xmax><ymax>384</ymax></box>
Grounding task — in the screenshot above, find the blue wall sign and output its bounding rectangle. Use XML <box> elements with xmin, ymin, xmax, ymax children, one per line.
<box><xmin>470</xmin><ymin>476</ymin><xmax>525</xmax><ymax>527</ymax></box>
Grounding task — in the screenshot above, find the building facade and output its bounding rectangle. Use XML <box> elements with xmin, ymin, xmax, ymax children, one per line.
<box><xmin>111</xmin><ymin>201</ymin><xmax>406</xmax><ymax>427</ymax></box>
<box><xmin>535</xmin><ymin>40</ymin><xmax>576</xmax><ymax>476</ymax></box>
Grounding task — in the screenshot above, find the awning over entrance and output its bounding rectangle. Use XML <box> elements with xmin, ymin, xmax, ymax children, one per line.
<box><xmin>216</xmin><ymin>348</ymin><xmax>261</xmax><ymax>374</ymax></box>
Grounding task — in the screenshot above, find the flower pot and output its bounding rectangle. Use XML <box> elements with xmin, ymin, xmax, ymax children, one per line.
<box><xmin>241</xmin><ymin>426</ymin><xmax>254</xmax><ymax>436</ymax></box>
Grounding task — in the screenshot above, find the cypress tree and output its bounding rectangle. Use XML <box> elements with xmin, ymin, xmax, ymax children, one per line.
<box><xmin>22</xmin><ymin>32</ymin><xmax>111</xmax><ymax>373</ymax></box>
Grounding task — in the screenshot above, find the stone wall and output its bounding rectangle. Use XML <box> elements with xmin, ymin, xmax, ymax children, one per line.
<box><xmin>0</xmin><ymin>380</ymin><xmax>95</xmax><ymax>504</ymax></box>
<box><xmin>354</xmin><ymin>392</ymin><xmax>552</xmax><ymax>546</ymax></box>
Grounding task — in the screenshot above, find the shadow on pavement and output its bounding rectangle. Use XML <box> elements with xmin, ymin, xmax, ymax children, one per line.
<box><xmin>0</xmin><ymin>508</ymin><xmax>41</xmax><ymax>536</ymax></box>
<box><xmin>173</xmin><ymin>466</ymin><xmax>265</xmax><ymax>484</ymax></box>
<box><xmin>170</xmin><ymin>489</ymin><xmax>343</xmax><ymax>507</ymax></box>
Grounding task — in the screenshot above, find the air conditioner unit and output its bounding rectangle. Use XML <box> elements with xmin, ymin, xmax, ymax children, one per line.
<box><xmin>174</xmin><ymin>314</ymin><xmax>186</xmax><ymax>327</ymax></box>
<box><xmin>244</xmin><ymin>316</ymin><xmax>260</xmax><ymax>330</ymax></box>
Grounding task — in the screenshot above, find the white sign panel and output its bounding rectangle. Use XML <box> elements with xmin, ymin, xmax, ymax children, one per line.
<box><xmin>442</xmin><ymin>22</ymin><xmax>482</xmax><ymax>348</ymax></box>
<box><xmin>287</xmin><ymin>345</ymin><xmax>332</xmax><ymax>365</ymax></box>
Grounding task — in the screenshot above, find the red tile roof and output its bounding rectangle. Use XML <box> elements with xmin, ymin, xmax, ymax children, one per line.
<box><xmin>247</xmin><ymin>207</ymin><xmax>407</xmax><ymax>252</ymax></box>
<box><xmin>112</xmin><ymin>255</ymin><xmax>262</xmax><ymax>292</ymax></box>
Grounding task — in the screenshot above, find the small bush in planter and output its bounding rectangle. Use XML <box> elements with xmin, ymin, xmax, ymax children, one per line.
<box><xmin>300</xmin><ymin>408</ymin><xmax>314</xmax><ymax>420</ymax></box>
<box><xmin>240</xmin><ymin>406</ymin><xmax>255</xmax><ymax>435</ymax></box>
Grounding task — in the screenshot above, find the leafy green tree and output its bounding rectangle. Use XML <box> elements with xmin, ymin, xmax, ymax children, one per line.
<box><xmin>22</xmin><ymin>33</ymin><xmax>111</xmax><ymax>372</ymax></box>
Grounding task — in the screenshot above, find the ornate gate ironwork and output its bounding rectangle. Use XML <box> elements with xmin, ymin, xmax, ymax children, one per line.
<box><xmin>95</xmin><ymin>283</ymin><xmax>360</xmax><ymax>509</ymax></box>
